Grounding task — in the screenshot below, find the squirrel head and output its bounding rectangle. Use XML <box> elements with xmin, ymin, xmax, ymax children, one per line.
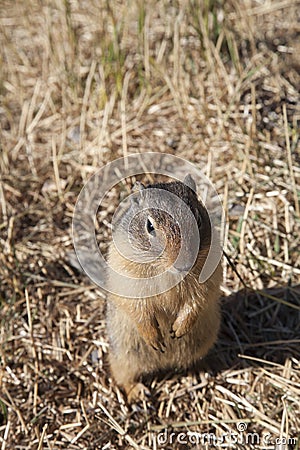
<box><xmin>111</xmin><ymin>176</ymin><xmax>211</xmax><ymax>276</ymax></box>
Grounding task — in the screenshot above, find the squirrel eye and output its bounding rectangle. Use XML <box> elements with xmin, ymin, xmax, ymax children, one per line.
<box><xmin>146</xmin><ymin>216</ymin><xmax>156</xmax><ymax>236</ymax></box>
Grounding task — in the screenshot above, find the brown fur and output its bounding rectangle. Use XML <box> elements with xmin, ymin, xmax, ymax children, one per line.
<box><xmin>105</xmin><ymin>179</ymin><xmax>222</xmax><ymax>402</ymax></box>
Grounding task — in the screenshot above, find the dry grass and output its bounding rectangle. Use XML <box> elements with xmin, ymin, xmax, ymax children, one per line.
<box><xmin>0</xmin><ymin>0</ymin><xmax>300</xmax><ymax>449</ymax></box>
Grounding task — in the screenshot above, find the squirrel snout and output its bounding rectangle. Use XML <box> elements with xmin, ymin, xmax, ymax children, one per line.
<box><xmin>170</xmin><ymin>265</ymin><xmax>191</xmax><ymax>274</ymax></box>
<box><xmin>170</xmin><ymin>259</ymin><xmax>195</xmax><ymax>274</ymax></box>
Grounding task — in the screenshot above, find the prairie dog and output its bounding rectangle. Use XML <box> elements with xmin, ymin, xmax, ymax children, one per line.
<box><xmin>105</xmin><ymin>175</ymin><xmax>222</xmax><ymax>402</ymax></box>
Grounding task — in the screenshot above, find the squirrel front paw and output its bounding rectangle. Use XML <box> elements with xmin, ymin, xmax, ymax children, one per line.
<box><xmin>137</xmin><ymin>320</ymin><xmax>166</xmax><ymax>353</ymax></box>
<box><xmin>149</xmin><ymin>335</ymin><xmax>166</xmax><ymax>353</ymax></box>
<box><xmin>170</xmin><ymin>305</ymin><xmax>196</xmax><ymax>338</ymax></box>
<box><xmin>170</xmin><ymin>321</ymin><xmax>186</xmax><ymax>339</ymax></box>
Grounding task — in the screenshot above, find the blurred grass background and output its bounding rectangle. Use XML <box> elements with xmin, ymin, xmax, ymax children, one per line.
<box><xmin>0</xmin><ymin>0</ymin><xmax>299</xmax><ymax>449</ymax></box>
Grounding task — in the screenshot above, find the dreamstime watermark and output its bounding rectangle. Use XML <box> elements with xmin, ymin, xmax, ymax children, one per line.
<box><xmin>72</xmin><ymin>153</ymin><xmax>224</xmax><ymax>297</ymax></box>
<box><xmin>153</xmin><ymin>423</ymin><xmax>297</xmax><ymax>448</ymax></box>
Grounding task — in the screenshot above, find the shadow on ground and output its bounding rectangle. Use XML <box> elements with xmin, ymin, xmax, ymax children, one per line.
<box><xmin>142</xmin><ymin>284</ymin><xmax>300</xmax><ymax>390</ymax></box>
<box><xmin>204</xmin><ymin>283</ymin><xmax>300</xmax><ymax>372</ymax></box>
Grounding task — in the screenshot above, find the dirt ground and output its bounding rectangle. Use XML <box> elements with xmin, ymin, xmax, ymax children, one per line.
<box><xmin>0</xmin><ymin>1</ymin><xmax>299</xmax><ymax>449</ymax></box>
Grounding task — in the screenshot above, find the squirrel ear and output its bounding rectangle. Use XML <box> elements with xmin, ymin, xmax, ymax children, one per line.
<box><xmin>132</xmin><ymin>181</ymin><xmax>145</xmax><ymax>192</ymax></box>
<box><xmin>131</xmin><ymin>181</ymin><xmax>145</xmax><ymax>206</ymax></box>
<box><xmin>184</xmin><ymin>174</ymin><xmax>197</xmax><ymax>192</ymax></box>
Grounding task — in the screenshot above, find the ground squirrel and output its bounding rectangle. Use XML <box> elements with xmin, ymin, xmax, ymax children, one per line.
<box><xmin>105</xmin><ymin>175</ymin><xmax>222</xmax><ymax>402</ymax></box>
